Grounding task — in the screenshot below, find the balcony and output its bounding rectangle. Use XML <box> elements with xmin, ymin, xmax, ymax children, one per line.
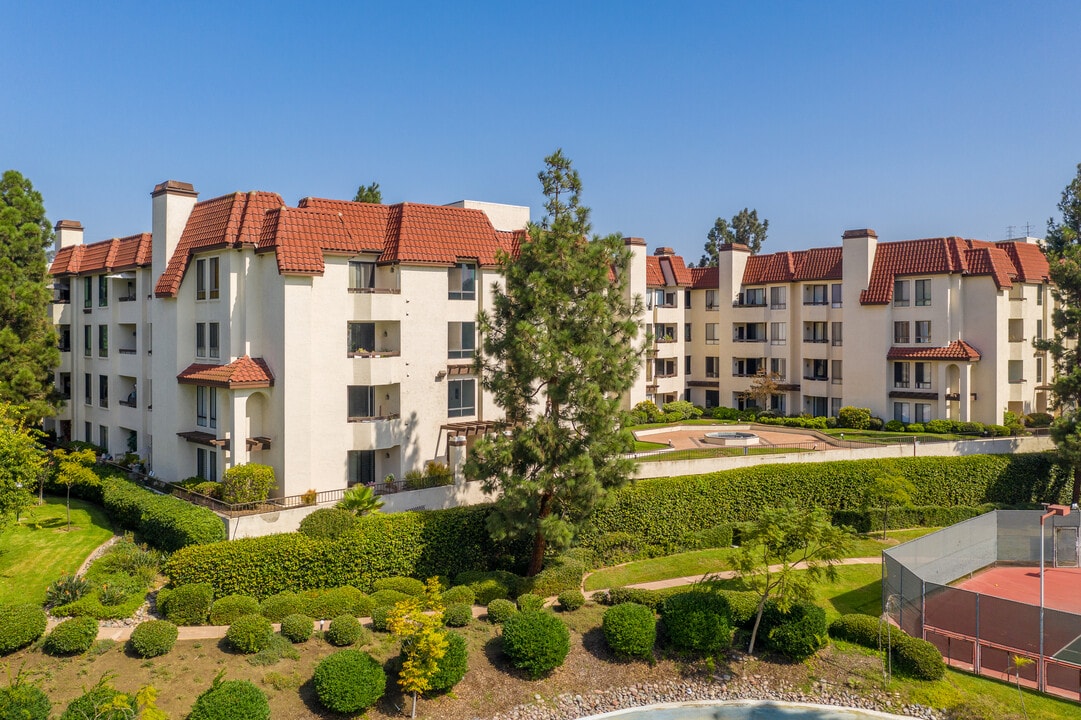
<box><xmin>351</xmin><ymin>290</ymin><xmax>402</xmax><ymax>318</ymax></box>
<box><xmin>803</xmin><ymin>375</ymin><xmax>829</xmax><ymax>382</ymax></box>
<box><xmin>349</xmin><ymin>416</ymin><xmax>401</xmax><ymax>451</ymax></box>
<box><xmin>350</xmin><ymin>357</ymin><xmax>402</xmax><ymax>387</ymax></box>
<box><xmin>732</xmin><ymin>337</ymin><xmax>767</xmax><ymax>343</ymax></box>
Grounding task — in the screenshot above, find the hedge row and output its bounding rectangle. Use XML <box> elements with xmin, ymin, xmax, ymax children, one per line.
<box><xmin>102</xmin><ymin>477</ymin><xmax>225</xmax><ymax>551</ymax></box>
<box><xmin>831</xmin><ymin>504</ymin><xmax>996</xmax><ymax>534</ymax></box>
<box><xmin>578</xmin><ymin>453</ymin><xmax>1063</xmax><ymax>556</ymax></box>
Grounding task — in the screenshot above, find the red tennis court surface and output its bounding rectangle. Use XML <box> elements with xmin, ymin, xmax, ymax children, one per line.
<box><xmin>955</xmin><ymin>565</ymin><xmax>1081</xmax><ymax>614</ymax></box>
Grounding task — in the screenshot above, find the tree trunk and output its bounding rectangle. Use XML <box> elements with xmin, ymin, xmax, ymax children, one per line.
<box><xmin>527</xmin><ymin>492</ymin><xmax>554</xmax><ymax>577</ymax></box>
<box><xmin>411</xmin><ymin>691</ymin><xmax>417</xmax><ymax>719</ymax></box>
<box><xmin>1073</xmin><ymin>466</ymin><xmax>1080</xmax><ymax>507</ymax></box>
<box><xmin>66</xmin><ymin>484</ymin><xmax>72</xmax><ymax>531</ymax></box>
<box><xmin>747</xmin><ymin>592</ymin><xmax>769</xmax><ymax>655</ymax></box>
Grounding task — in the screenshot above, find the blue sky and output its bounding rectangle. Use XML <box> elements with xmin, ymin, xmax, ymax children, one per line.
<box><xmin>3</xmin><ymin>1</ymin><xmax>1079</xmax><ymax>260</ymax></box>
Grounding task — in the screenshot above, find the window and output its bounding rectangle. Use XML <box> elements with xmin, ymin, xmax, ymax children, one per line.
<box><xmin>348</xmin><ymin>385</ymin><xmax>376</xmax><ymax>420</ymax></box>
<box><xmin>893</xmin><ymin>280</ymin><xmax>910</xmax><ymax>307</ymax></box>
<box><xmin>655</xmin><ymin>324</ymin><xmax>676</xmax><ymax>342</ymax></box>
<box><xmin>803</xmin><ymin>322</ymin><xmax>828</xmax><ymax>343</ymax></box>
<box><xmin>915</xmin><ymin>403</ymin><xmax>931</xmax><ymax>423</ymax></box>
<box><xmin>770</xmin><ymin>322</ymin><xmax>786</xmax><ymax>345</ymax></box>
<box><xmin>348</xmin><ymin>322</ymin><xmax>375</xmax><ymax>355</ymax></box>
<box><xmin>448</xmin><ymin>322</ymin><xmax>476</xmax><ymax>359</ymax></box>
<box><xmin>654</xmin><ymin>358</ymin><xmax>677</xmax><ymax>377</ymax></box>
<box><xmin>705</xmin><ymin>323</ymin><xmax>719</xmax><ymax>344</ymax></box>
<box><xmin>83</xmin><ymin>277</ymin><xmax>92</xmax><ymax>309</ymax></box>
<box><xmin>733</xmin><ymin>358</ymin><xmax>762</xmax><ymax>377</ymax></box>
<box><xmin>831</xmin><ymin>284</ymin><xmax>842</xmax><ymax>308</ymax></box>
<box><xmin>99</xmin><ymin>425</ymin><xmax>108</xmax><ymax>453</ymax></box>
<box><xmin>831</xmin><ymin>322</ymin><xmax>843</xmax><ymax>346</ymax></box>
<box><xmin>803</xmin><ymin>284</ymin><xmax>828</xmax><ymax>305</ymax></box>
<box><xmin>196</xmin><ymin>259</ymin><xmax>206</xmax><ymax>300</ymax></box>
<box><xmin>58</xmin><ymin>325</ymin><xmax>70</xmax><ymax>352</ymax></box>
<box><xmin>734</xmin><ymin>323</ymin><xmax>765</xmax><ymax>341</ymax></box>
<box><xmin>915</xmin><ymin>321</ymin><xmax>931</xmax><ymax>344</ymax></box>
<box><xmin>770</xmin><ymin>358</ymin><xmax>786</xmax><ymax>379</ymax></box>
<box><xmin>1008</xmin><ymin>360</ymin><xmax>1024</xmax><ymax>384</ymax></box>
<box><xmin>1009</xmin><ymin>284</ymin><xmax>1024</xmax><ymax>301</ymax></box>
<box><xmin>349</xmin><ymin>259</ymin><xmax>377</xmax><ymax>291</ymax></box>
<box><xmin>448</xmin><ymin>378</ymin><xmax>475</xmax><ymax>417</ymax></box>
<box><xmin>743</xmin><ymin>287</ymin><xmax>765</xmax><ymax>306</ymax></box>
<box><xmin>894</xmin><ymin>321</ymin><xmax>910</xmax><ymax>344</ymax></box>
<box><xmin>84</xmin><ymin>421</ymin><xmax>92</xmax><ymax>444</ymax></box>
<box><xmin>685</xmin><ymin>355</ymin><xmax>692</xmax><ymax>375</ymax></box>
<box><xmin>1008</xmin><ymin>319</ymin><xmax>1024</xmax><ymax>342</ymax></box>
<box><xmin>830</xmin><ymin>397</ymin><xmax>842</xmax><ymax>417</ymax></box>
<box><xmin>98</xmin><ymin>325</ymin><xmax>108</xmax><ymax>357</ymax></box>
<box><xmin>449</xmin><ymin>262</ymin><xmax>476</xmax><ymax>300</ymax></box>
<box><xmin>803</xmin><ymin>358</ymin><xmax>828</xmax><ymax>381</ymax></box>
<box><xmin>195</xmin><ymin>323</ymin><xmax>206</xmax><ymax>358</ymax></box>
<box><xmin>83</xmin><ymin>326</ymin><xmax>91</xmax><ymax>356</ymax></box>
<box><xmin>705</xmin><ymin>390</ymin><xmax>719</xmax><ymax>408</ymax></box>
<box><xmin>705</xmin><ymin>356</ymin><xmax>720</xmax><ymax>378</ymax></box>
<box><xmin>209</xmin><ymin>322</ymin><xmax>220</xmax><ymax>359</ymax></box>
<box><xmin>84</xmin><ymin>373</ymin><xmax>91</xmax><ymax>405</ymax></box>
<box><xmin>1037</xmin><ymin>319</ymin><xmax>1044</xmax><ymax>341</ymax></box>
<box><xmin>1037</xmin><ymin>357</ymin><xmax>1044</xmax><ymax>383</ymax></box>
<box><xmin>197</xmin><ymin>386</ymin><xmax>217</xmax><ymax>429</ymax></box>
<box><xmin>98</xmin><ymin>275</ymin><xmax>108</xmax><ymax>307</ymax></box>
<box><xmin>804</xmin><ymin>396</ymin><xmax>828</xmax><ymax>416</ymax></box>
<box><xmin>770</xmin><ymin>286</ymin><xmax>786</xmax><ymax>309</ymax></box>
<box><xmin>208</xmin><ymin>257</ymin><xmax>220</xmax><ymax>299</ymax></box>
<box><xmin>893</xmin><ymin>402</ymin><xmax>910</xmax><ymax>424</ymax></box>
<box><xmin>684</xmin><ymin>290</ymin><xmax>691</xmax><ymax>308</ymax></box>
<box><xmin>99</xmin><ymin>375</ymin><xmax>108</xmax><ymax>408</ymax></box>
<box><xmin>915</xmin><ymin>362</ymin><xmax>931</xmax><ymax>389</ymax></box>
<box><xmin>705</xmin><ymin>289</ymin><xmax>718</xmax><ymax>310</ymax></box>
<box><xmin>347</xmin><ymin>450</ymin><xmax>376</xmax><ymax>486</ymax></box>
<box><xmin>684</xmin><ymin>323</ymin><xmax>692</xmax><ymax>342</ymax></box>
<box><xmin>832</xmin><ymin>360</ymin><xmax>842</xmax><ymax>384</ymax></box>
<box><xmin>1037</xmin><ymin>283</ymin><xmax>1045</xmax><ymax>306</ymax></box>
<box><xmin>197</xmin><ymin>448</ymin><xmax>218</xmax><ymax>482</ymax></box>
<box><xmin>915</xmin><ymin>279</ymin><xmax>931</xmax><ymax>306</ymax></box>
<box><xmin>772</xmin><ymin>394</ymin><xmax>787</xmax><ymax>414</ymax></box>
<box><xmin>893</xmin><ymin>362</ymin><xmax>910</xmax><ymax>388</ymax></box>
<box><xmin>655</xmin><ymin>290</ymin><xmax>676</xmax><ymax>308</ymax></box>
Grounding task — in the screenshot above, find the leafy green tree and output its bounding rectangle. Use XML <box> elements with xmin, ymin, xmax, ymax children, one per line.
<box><xmin>335</xmin><ymin>484</ymin><xmax>383</xmax><ymax>516</ymax></box>
<box><xmin>697</xmin><ymin>207</ymin><xmax>769</xmax><ymax>265</ymax></box>
<box><xmin>353</xmin><ymin>182</ymin><xmax>382</xmax><ymax>204</ymax></box>
<box><xmin>0</xmin><ymin>404</ymin><xmax>45</xmax><ymax>528</ymax></box>
<box><xmin>0</xmin><ymin>170</ymin><xmax>60</xmax><ymax>422</ymax></box>
<box><xmin>1035</xmin><ymin>163</ymin><xmax>1081</xmax><ymax>504</ymax></box>
<box><xmin>730</xmin><ymin>501</ymin><xmax>851</xmax><ymax>654</ymax></box>
<box><xmin>466</xmin><ymin>149</ymin><xmax>644</xmax><ymax>576</ymax></box>
<box><xmin>863</xmin><ymin>474</ymin><xmax>916</xmax><ymax>540</ymax></box>
<box><xmin>386</xmin><ymin>579</ymin><xmax>447</xmax><ymax>719</ymax></box>
<box><xmin>52</xmin><ymin>447</ymin><xmax>96</xmax><ymax>530</ymax></box>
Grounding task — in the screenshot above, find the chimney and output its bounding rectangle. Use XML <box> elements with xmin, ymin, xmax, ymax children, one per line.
<box><xmin>653</xmin><ymin>247</ymin><xmax>676</xmax><ymax>256</ymax></box>
<box><xmin>54</xmin><ymin>220</ymin><xmax>83</xmax><ymax>254</ymax></box>
<box><xmin>151</xmin><ymin>181</ymin><xmax>198</xmax><ymax>292</ymax></box>
<box><xmin>841</xmin><ymin>228</ymin><xmax>878</xmax><ymax>300</ymax></box>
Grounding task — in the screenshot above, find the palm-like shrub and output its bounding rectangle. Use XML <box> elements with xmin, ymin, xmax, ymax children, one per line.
<box><xmin>45</xmin><ymin>572</ymin><xmax>91</xmax><ymax>607</ymax></box>
<box><xmin>313</xmin><ymin>649</ymin><xmax>386</xmax><ymax>713</ymax></box>
<box><xmin>501</xmin><ymin>611</ymin><xmax>570</xmax><ymax>679</ymax></box>
<box><xmin>336</xmin><ymin>485</ymin><xmax>383</xmax><ymax>516</ymax></box>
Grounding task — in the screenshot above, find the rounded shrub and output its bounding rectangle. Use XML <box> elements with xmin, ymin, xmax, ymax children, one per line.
<box><xmin>718</xmin><ymin>589</ymin><xmax>760</xmax><ymax>627</ymax></box>
<box><xmin>0</xmin><ymin>681</ymin><xmax>50</xmax><ymax>720</ymax></box>
<box><xmin>60</xmin><ymin>685</ymin><xmax>124</xmax><ymax>720</ymax></box>
<box><xmin>43</xmin><ymin>617</ymin><xmax>98</xmax><ymax>656</ymax></box>
<box><xmin>443</xmin><ymin>602</ymin><xmax>473</xmax><ymax>627</ymax></box>
<box><xmin>313</xmin><ymin>649</ymin><xmax>386</xmax><ymax>713</ymax></box>
<box><xmin>302</xmin><ymin>586</ymin><xmax>371</xmax><ymax>620</ymax></box>
<box><xmin>486</xmin><ymin>598</ymin><xmax>518</xmax><ymax>624</ymax></box>
<box><xmin>828</xmin><ymin>613</ymin><xmax>901</xmax><ymax>648</ymax></box>
<box><xmin>259</xmin><ymin>591</ymin><xmax>304</xmax><ymax>622</ymax></box>
<box><xmin>372</xmin><ymin>576</ymin><xmax>425</xmax><ymax>596</ymax></box>
<box><xmin>159</xmin><ymin>582</ymin><xmax>213</xmax><ymax>625</ymax></box>
<box><xmin>603</xmin><ymin>602</ymin><xmax>656</xmax><ymax>660</ymax></box>
<box><xmin>427</xmin><ymin>630</ymin><xmax>468</xmax><ymax>693</ymax></box>
<box><xmin>501</xmin><ymin>611</ymin><xmax>570</xmax><ymax>679</ymax></box>
<box><xmin>557</xmin><ymin>589</ymin><xmax>585</xmax><ymax>612</ymax></box>
<box><xmin>325</xmin><ymin>614</ymin><xmax>368</xmax><ymax>647</ymax></box>
<box><xmin>226</xmin><ymin>614</ymin><xmax>273</xmax><ymax>654</ymax></box>
<box><xmin>454</xmin><ymin>570</ymin><xmax>520</xmax><ymax>604</ymax></box>
<box><xmin>370</xmin><ymin>605</ymin><xmax>391</xmax><ymax>632</ymax></box>
<box><xmin>128</xmin><ymin>619</ymin><xmax>178</xmax><ymax>658</ymax></box>
<box><xmin>893</xmin><ymin>635</ymin><xmax>946</xmax><ymax>680</ymax></box>
<box><xmin>0</xmin><ymin>603</ymin><xmax>48</xmax><ymax>654</ymax></box>
<box><xmin>188</xmin><ymin>678</ymin><xmax>270</xmax><ymax>720</ymax></box>
<box><xmin>440</xmin><ymin>585</ymin><xmax>475</xmax><ymax>606</ymax></box>
<box><xmin>370</xmin><ymin>588</ymin><xmax>412</xmax><ymax>608</ymax></box>
<box><xmin>763</xmin><ymin>602</ymin><xmax>828</xmax><ymax>660</ymax></box>
<box><xmin>209</xmin><ymin>594</ymin><xmax>261</xmax><ymax>625</ymax></box>
<box><xmin>660</xmin><ymin>590</ymin><xmax>732</xmax><ymax>654</ymax></box>
<box><xmin>280</xmin><ymin>613</ymin><xmax>314</xmax><ymax>643</ymax></box>
<box><xmin>517</xmin><ymin>594</ymin><xmax>545</xmax><ymax>612</ymax></box>
<box><xmin>884</xmin><ymin>420</ymin><xmax>905</xmax><ymax>432</ymax></box>
<box><xmin>298</xmin><ymin>507</ymin><xmax>359</xmax><ymax>540</ymax></box>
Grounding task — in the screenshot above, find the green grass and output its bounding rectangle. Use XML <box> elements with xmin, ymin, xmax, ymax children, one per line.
<box><xmin>0</xmin><ymin>496</ymin><xmax>114</xmax><ymax>606</ymax></box>
<box><xmin>705</xmin><ymin>563</ymin><xmax>884</xmax><ymax>621</ymax></box>
<box><xmin>629</xmin><ymin>419</ymin><xmax>737</xmax><ymax>430</ymax></box>
<box><xmin>634</xmin><ymin>445</ymin><xmax>815</xmax><ymax>462</ymax></box>
<box><xmin>633</xmin><ymin>440</ymin><xmax>669</xmax><ymax>452</ymax></box>
<box><xmin>822</xmin><ymin>429</ymin><xmax>967</xmax><ymax>443</ymax></box>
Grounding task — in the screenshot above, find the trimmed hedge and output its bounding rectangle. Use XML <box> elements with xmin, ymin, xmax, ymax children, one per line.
<box><xmin>189</xmin><ymin>678</ymin><xmax>270</xmax><ymax>720</ymax></box>
<box><xmin>370</xmin><ymin>605</ymin><xmax>392</xmax><ymax>632</ymax></box>
<box><xmin>280</xmin><ymin>614</ymin><xmax>314</xmax><ymax>643</ymax></box>
<box><xmin>602</xmin><ymin>603</ymin><xmax>656</xmax><ymax>660</ymax></box>
<box><xmin>128</xmin><ymin>619</ymin><xmax>178</xmax><ymax>658</ymax></box>
<box><xmin>455</xmin><ymin>569</ymin><xmax>522</xmax><ymax>603</ymax></box>
<box><xmin>761</xmin><ymin>601</ymin><xmax>828</xmax><ymax>660</ymax></box>
<box><xmin>210</xmin><ymin>594</ymin><xmax>261</xmax><ymax>625</ymax></box>
<box><xmin>372</xmin><ymin>576</ymin><xmax>425</xmax><ymax>596</ymax></box>
<box><xmin>659</xmin><ymin>590</ymin><xmax>732</xmax><ymax>654</ymax></box>
<box><xmin>894</xmin><ymin>635</ymin><xmax>947</xmax><ymax>680</ymax></box>
<box><xmin>524</xmin><ymin>556</ymin><xmax>586</xmax><ymax>598</ymax></box>
<box><xmin>441</xmin><ymin>585</ymin><xmax>476</xmax><ymax>606</ymax></box>
<box><xmin>260</xmin><ymin>591</ymin><xmax>305</xmax><ymax>622</ymax></box>
<box><xmin>832</xmin><ymin>504</ymin><xmax>994</xmax><ymax>533</ymax></box>
<box><xmin>301</xmin><ymin>586</ymin><xmax>373</xmax><ymax>620</ymax></box>
<box><xmin>0</xmin><ymin>604</ymin><xmax>48</xmax><ymax>655</ymax></box>
<box><xmin>557</xmin><ymin>590</ymin><xmax>585</xmax><ymax>611</ymax></box>
<box><xmin>829</xmin><ymin>614</ymin><xmax>945</xmax><ymax>680</ymax></box>
<box><xmin>517</xmin><ymin>594</ymin><xmax>545</xmax><ymax>612</ymax></box>
<box><xmin>313</xmin><ymin>649</ymin><xmax>386</xmax><ymax>713</ymax></box>
<box><xmin>101</xmin><ymin>477</ymin><xmax>224</xmax><ymax>551</ymax></box>
<box><xmin>157</xmin><ymin>583</ymin><xmax>214</xmax><ymax>626</ymax></box>
<box><xmin>370</xmin><ymin>588</ymin><xmax>412</xmax><ymax>608</ymax></box>
<box><xmin>501</xmin><ymin>611</ymin><xmax>571</xmax><ymax>679</ymax></box>
<box><xmin>43</xmin><ymin>617</ymin><xmax>98</xmax><ymax>656</ymax></box>
<box><xmin>829</xmin><ymin>613</ymin><xmax>903</xmax><ymax>648</ymax></box>
<box><xmin>60</xmin><ymin>685</ymin><xmax>125</xmax><ymax>720</ymax></box>
<box><xmin>444</xmin><ymin>603</ymin><xmax>473</xmax><ymax>627</ymax></box>
<box><xmin>226</xmin><ymin>614</ymin><xmax>274</xmax><ymax>654</ymax></box>
<box><xmin>486</xmin><ymin>598</ymin><xmax>518</xmax><ymax>624</ymax></box>
<box><xmin>298</xmin><ymin>508</ymin><xmax>359</xmax><ymax>540</ymax></box>
<box><xmin>325</xmin><ymin>614</ymin><xmax>367</xmax><ymax>647</ymax></box>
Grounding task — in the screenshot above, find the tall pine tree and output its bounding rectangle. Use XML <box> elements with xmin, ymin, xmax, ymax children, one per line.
<box><xmin>0</xmin><ymin>170</ymin><xmax>60</xmax><ymax>422</ymax></box>
<box><xmin>698</xmin><ymin>207</ymin><xmax>769</xmax><ymax>266</ymax></box>
<box><xmin>466</xmin><ymin>150</ymin><xmax>644</xmax><ymax>576</ymax></box>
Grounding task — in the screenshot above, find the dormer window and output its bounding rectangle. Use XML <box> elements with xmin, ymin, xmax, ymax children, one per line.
<box><xmin>349</xmin><ymin>259</ymin><xmax>376</xmax><ymax>291</ymax></box>
<box><xmin>449</xmin><ymin>262</ymin><xmax>476</xmax><ymax>300</ymax></box>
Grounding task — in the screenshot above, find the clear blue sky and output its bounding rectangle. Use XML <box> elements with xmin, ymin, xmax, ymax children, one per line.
<box><xmin>3</xmin><ymin>1</ymin><xmax>1079</xmax><ymax>260</ymax></box>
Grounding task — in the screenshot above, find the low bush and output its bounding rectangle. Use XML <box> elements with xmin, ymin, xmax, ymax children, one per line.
<box><xmin>325</xmin><ymin>614</ymin><xmax>367</xmax><ymax>647</ymax></box>
<box><xmin>689</xmin><ymin>523</ymin><xmax>735</xmax><ymax>549</ymax></box>
<box><xmin>43</xmin><ymin>617</ymin><xmax>98</xmax><ymax>656</ymax></box>
<box><xmin>717</xmin><ymin>589</ymin><xmax>760</xmax><ymax>627</ymax></box>
<box><xmin>828</xmin><ymin>613</ymin><xmax>941</xmax><ymax>678</ymax></box>
<box><xmin>45</xmin><ymin>572</ymin><xmax>91</xmax><ymax>607</ymax></box>
<box><xmin>158</xmin><ymin>583</ymin><xmax>214</xmax><ymax>625</ymax></box>
<box><xmin>557</xmin><ymin>589</ymin><xmax>585</xmax><ymax>611</ymax></box>
<box><xmin>588</xmin><ymin>531</ymin><xmax>643</xmax><ymax>566</ymax></box>
<box><xmin>226</xmin><ymin>614</ymin><xmax>274</xmax><ymax>654</ymax></box>
<box><xmin>260</xmin><ymin>591</ymin><xmax>305</xmax><ymax>622</ymax></box>
<box><xmin>404</xmin><ymin>461</ymin><xmax>454</xmax><ymax>490</ymax></box>
<box><xmin>0</xmin><ymin>678</ymin><xmax>50</xmax><ymax>720</ymax></box>
<box><xmin>924</xmin><ymin>419</ymin><xmax>952</xmax><ymax>434</ymax></box>
<box><xmin>372</xmin><ymin>576</ymin><xmax>425</xmax><ymax>596</ymax></box>
<box><xmin>444</xmin><ymin>603</ymin><xmax>473</xmax><ymax>627</ymax></box>
<box><xmin>905</xmin><ymin>423</ymin><xmax>925</xmax><ymax>433</ymax></box>
<box><xmin>188</xmin><ymin>676</ymin><xmax>270</xmax><ymax>720</ymax></box>
<box><xmin>660</xmin><ymin>590</ymin><xmax>732</xmax><ymax>654</ymax></box>
<box><xmin>280</xmin><ymin>614</ymin><xmax>314</xmax><ymax>643</ymax></box>
<box><xmin>884</xmin><ymin>420</ymin><xmax>905</xmax><ymax>432</ymax></box>
<box><xmin>762</xmin><ymin>601</ymin><xmax>828</xmax><ymax>660</ymax></box>
<box><xmin>828</xmin><ymin>613</ymin><xmax>902</xmax><ymax>648</ymax></box>
<box><xmin>603</xmin><ymin>586</ymin><xmax>681</xmax><ymax>611</ymax></box>
<box><xmin>0</xmin><ymin>603</ymin><xmax>48</xmax><ymax>654</ymax></box>
<box><xmin>219</xmin><ymin>463</ymin><xmax>276</xmax><ymax>505</ymax></box>
<box><xmin>298</xmin><ymin>508</ymin><xmax>358</xmax><ymax>540</ymax></box>
<box><xmin>662</xmin><ymin>400</ymin><xmax>702</xmax><ymax>421</ymax></box>
<box><xmin>302</xmin><ymin>586</ymin><xmax>373</xmax><ymax>620</ymax></box>
<box><xmin>501</xmin><ymin>611</ymin><xmax>571</xmax><ymax>679</ymax></box>
<box><xmin>192</xmin><ymin>481</ymin><xmax>222</xmax><ymax>498</ymax></box>
<box><xmin>1025</xmin><ymin>412</ymin><xmax>1054</xmax><ymax>428</ymax></box>
<box><xmin>455</xmin><ymin>570</ymin><xmax>521</xmax><ymax>603</ymax></box>
<box><xmin>59</xmin><ymin>683</ymin><xmax>124</xmax><ymax>720</ymax></box>
<box><xmin>837</xmin><ymin>406</ymin><xmax>872</xmax><ymax>430</ymax></box>
<box><xmin>525</xmin><ymin>556</ymin><xmax>586</xmax><ymax>597</ymax></box>
<box><xmin>988</xmin><ymin>424</ymin><xmax>1011</xmax><ymax>437</ymax></box>
<box><xmin>370</xmin><ymin>588</ymin><xmax>412</xmax><ymax>609</ymax></box>
<box><xmin>128</xmin><ymin>619</ymin><xmax>178</xmax><ymax>658</ymax></box>
<box><xmin>313</xmin><ymin>649</ymin><xmax>386</xmax><ymax>713</ymax></box>
<box><xmin>370</xmin><ymin>605</ymin><xmax>391</xmax><ymax>632</ymax></box>
<box><xmin>427</xmin><ymin>631</ymin><xmax>468</xmax><ymax>693</ymax></box>
<box><xmin>210</xmin><ymin>594</ymin><xmax>261</xmax><ymax>625</ymax></box>
<box><xmin>602</xmin><ymin>603</ymin><xmax>656</xmax><ymax>660</ymax></box>
<box><xmin>517</xmin><ymin>594</ymin><xmax>545</xmax><ymax>612</ymax></box>
<box><xmin>441</xmin><ymin>585</ymin><xmax>476</xmax><ymax>606</ymax></box>
<box><xmin>893</xmin><ymin>635</ymin><xmax>946</xmax><ymax>680</ymax></box>
<box><xmin>487</xmin><ymin>598</ymin><xmax>518</xmax><ymax>624</ymax></box>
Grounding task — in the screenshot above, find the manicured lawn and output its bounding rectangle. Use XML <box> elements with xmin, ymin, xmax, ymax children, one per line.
<box><xmin>635</xmin><ymin>446</ymin><xmax>815</xmax><ymax>462</ymax></box>
<box><xmin>633</xmin><ymin>440</ymin><xmax>669</xmax><ymax>452</ymax></box>
<box><xmin>0</xmin><ymin>496</ymin><xmax>114</xmax><ymax>606</ymax></box>
<box><xmin>822</xmin><ymin>429</ymin><xmax>967</xmax><ymax>443</ymax></box>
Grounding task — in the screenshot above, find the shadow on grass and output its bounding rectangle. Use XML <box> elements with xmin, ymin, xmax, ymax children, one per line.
<box><xmin>828</xmin><ymin>580</ymin><xmax>882</xmax><ymax>617</ymax></box>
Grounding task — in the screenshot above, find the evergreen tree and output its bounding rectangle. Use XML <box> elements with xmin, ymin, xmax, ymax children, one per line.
<box><xmin>466</xmin><ymin>150</ymin><xmax>644</xmax><ymax>576</ymax></box>
<box><xmin>0</xmin><ymin>171</ymin><xmax>60</xmax><ymax>422</ymax></box>
<box><xmin>698</xmin><ymin>207</ymin><xmax>769</xmax><ymax>266</ymax></box>
<box><xmin>353</xmin><ymin>182</ymin><xmax>382</xmax><ymax>204</ymax></box>
<box><xmin>1036</xmin><ymin>163</ymin><xmax>1081</xmax><ymax>504</ymax></box>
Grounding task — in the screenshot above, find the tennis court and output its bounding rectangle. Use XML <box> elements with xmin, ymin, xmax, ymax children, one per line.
<box><xmin>955</xmin><ymin>565</ymin><xmax>1081</xmax><ymax>614</ymax></box>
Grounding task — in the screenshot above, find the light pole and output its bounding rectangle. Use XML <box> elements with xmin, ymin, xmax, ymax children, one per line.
<box><xmin>1039</xmin><ymin>503</ymin><xmax>1071</xmax><ymax>693</ymax></box>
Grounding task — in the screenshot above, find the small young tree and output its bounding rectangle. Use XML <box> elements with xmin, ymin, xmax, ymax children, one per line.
<box><xmin>0</xmin><ymin>404</ymin><xmax>43</xmax><ymax>528</ymax></box>
<box><xmin>731</xmin><ymin>501</ymin><xmax>852</xmax><ymax>654</ymax></box>
<box><xmin>739</xmin><ymin>370</ymin><xmax>782</xmax><ymax>412</ymax></box>
<box><xmin>386</xmin><ymin>579</ymin><xmax>448</xmax><ymax>719</ymax></box>
<box><xmin>336</xmin><ymin>484</ymin><xmax>383</xmax><ymax>516</ymax></box>
<box><xmin>1009</xmin><ymin>654</ymin><xmax>1033</xmax><ymax>720</ymax></box>
<box><xmin>863</xmin><ymin>474</ymin><xmax>916</xmax><ymax>540</ymax></box>
<box><xmin>51</xmin><ymin>447</ymin><xmax>96</xmax><ymax>531</ymax></box>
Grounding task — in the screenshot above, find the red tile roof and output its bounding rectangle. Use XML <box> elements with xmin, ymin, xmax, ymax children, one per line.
<box><xmin>742</xmin><ymin>247</ymin><xmax>843</xmax><ymax>285</ymax></box>
<box><xmin>860</xmin><ymin>238</ymin><xmax>1049</xmax><ymax>305</ymax></box>
<box><xmin>689</xmin><ymin>266</ymin><xmax>718</xmax><ymax>289</ymax></box>
<box><xmin>645</xmin><ymin>256</ymin><xmax>664</xmax><ymax>286</ymax></box>
<box><xmin>646</xmin><ymin>254</ymin><xmax>692</xmax><ymax>287</ymax></box>
<box><xmin>49</xmin><ymin>233</ymin><xmax>152</xmax><ymax>276</ymax></box>
<box><xmin>154</xmin><ymin>191</ymin><xmax>284</xmax><ymax>297</ymax></box>
<box><xmin>886</xmin><ymin>340</ymin><xmax>982</xmax><ymax>361</ymax></box>
<box><xmin>176</xmin><ymin>356</ymin><xmax>274</xmax><ymax>388</ymax></box>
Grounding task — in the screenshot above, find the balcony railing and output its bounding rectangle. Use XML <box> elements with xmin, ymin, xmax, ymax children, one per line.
<box><xmin>803</xmin><ymin>300</ymin><xmax>829</xmax><ymax>306</ymax></box>
<box><xmin>118</xmin><ymin>348</ymin><xmax>137</xmax><ymax>355</ymax></box>
<box><xmin>118</xmin><ymin>295</ymin><xmax>137</xmax><ymax>302</ymax></box>
<box><xmin>118</xmin><ymin>399</ymin><xmax>137</xmax><ymax>408</ymax></box>
<box><xmin>348</xmin><ymin>287</ymin><xmax>401</xmax><ymax>295</ymax></box>
<box><xmin>803</xmin><ymin>338</ymin><xmax>828</xmax><ymax>343</ymax></box>
<box><xmin>52</xmin><ymin>297</ymin><xmax>71</xmax><ymax>304</ymax></box>
<box><xmin>347</xmin><ymin>412</ymin><xmax>401</xmax><ymax>423</ymax></box>
<box><xmin>770</xmin><ymin>303</ymin><xmax>786</xmax><ymax>310</ymax></box>
<box><xmin>732</xmin><ymin>337</ymin><xmax>766</xmax><ymax>343</ymax></box>
<box><xmin>803</xmin><ymin>375</ymin><xmax>829</xmax><ymax>382</ymax></box>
